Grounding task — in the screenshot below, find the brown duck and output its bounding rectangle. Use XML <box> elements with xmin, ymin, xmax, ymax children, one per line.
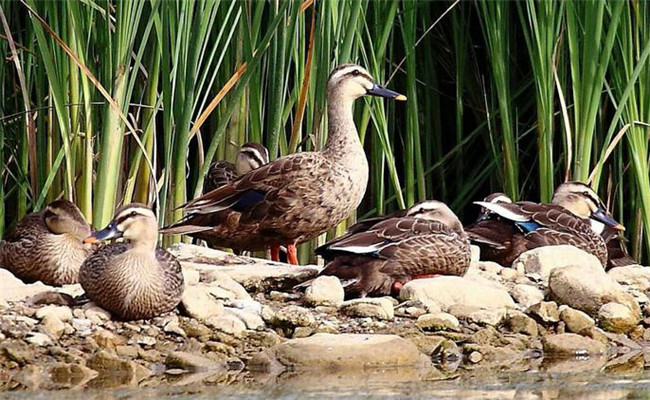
<box><xmin>470</xmin><ymin>182</ymin><xmax>625</xmax><ymax>267</ymax></box>
<box><xmin>162</xmin><ymin>64</ymin><xmax>406</xmax><ymax>265</ymax></box>
<box><xmin>310</xmin><ymin>200</ymin><xmax>471</xmax><ymax>298</ymax></box>
<box><xmin>0</xmin><ymin>200</ymin><xmax>92</xmax><ymax>286</ymax></box>
<box><xmin>204</xmin><ymin>142</ymin><xmax>270</xmax><ymax>193</ymax></box>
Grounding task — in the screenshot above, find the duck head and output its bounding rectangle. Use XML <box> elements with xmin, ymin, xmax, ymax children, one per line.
<box><xmin>475</xmin><ymin>192</ymin><xmax>512</xmax><ymax>222</ymax></box>
<box><xmin>44</xmin><ymin>199</ymin><xmax>91</xmax><ymax>241</ymax></box>
<box><xmin>552</xmin><ymin>182</ymin><xmax>625</xmax><ymax>233</ymax></box>
<box><xmin>234</xmin><ymin>142</ymin><xmax>269</xmax><ymax>176</ymax></box>
<box><xmin>327</xmin><ymin>64</ymin><xmax>406</xmax><ymax>102</ymax></box>
<box><xmin>406</xmin><ymin>200</ymin><xmax>463</xmax><ymax>233</ymax></box>
<box><xmin>85</xmin><ymin>203</ymin><xmax>158</xmax><ymax>249</ymax></box>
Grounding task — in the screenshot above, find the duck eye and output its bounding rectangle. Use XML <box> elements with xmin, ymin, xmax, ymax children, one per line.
<box><xmin>352</xmin><ymin>70</ymin><xmax>360</xmax><ymax>76</ymax></box>
<box><xmin>130</xmin><ymin>211</ymin><xmax>138</xmax><ymax>217</ymax></box>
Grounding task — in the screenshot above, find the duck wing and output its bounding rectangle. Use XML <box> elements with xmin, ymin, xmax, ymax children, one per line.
<box><xmin>204</xmin><ymin>161</ymin><xmax>236</xmax><ymax>193</ymax></box>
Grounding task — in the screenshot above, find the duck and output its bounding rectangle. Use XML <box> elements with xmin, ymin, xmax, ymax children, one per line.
<box><xmin>602</xmin><ymin>226</ymin><xmax>636</xmax><ymax>269</ymax></box>
<box><xmin>161</xmin><ymin>64</ymin><xmax>406</xmax><ymax>265</ymax></box>
<box><xmin>471</xmin><ymin>182</ymin><xmax>625</xmax><ymax>267</ymax></box>
<box><xmin>0</xmin><ymin>200</ymin><xmax>92</xmax><ymax>286</ymax></box>
<box><xmin>308</xmin><ymin>200</ymin><xmax>471</xmax><ymax>298</ymax></box>
<box><xmin>80</xmin><ymin>204</ymin><xmax>184</xmax><ymax>321</ymax></box>
<box><xmin>204</xmin><ymin>142</ymin><xmax>270</xmax><ymax>193</ymax></box>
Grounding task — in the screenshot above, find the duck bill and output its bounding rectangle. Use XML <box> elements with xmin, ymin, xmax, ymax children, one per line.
<box><xmin>367</xmin><ymin>84</ymin><xmax>407</xmax><ymax>101</ymax></box>
<box><xmin>591</xmin><ymin>209</ymin><xmax>625</xmax><ymax>231</ymax></box>
<box><xmin>84</xmin><ymin>221</ymin><xmax>122</xmax><ymax>244</ymax></box>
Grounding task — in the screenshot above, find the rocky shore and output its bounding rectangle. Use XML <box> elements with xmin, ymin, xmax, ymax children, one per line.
<box><xmin>2</xmin><ymin>243</ymin><xmax>650</xmax><ymax>393</ymax></box>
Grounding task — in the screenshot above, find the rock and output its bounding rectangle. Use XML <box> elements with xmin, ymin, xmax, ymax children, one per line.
<box><xmin>181</xmin><ymin>319</ymin><xmax>212</xmax><ymax>340</ymax></box>
<box><xmin>250</xmin><ymin>333</ymin><xmax>428</xmax><ymax>372</ymax></box>
<box><xmin>470</xmin><ymin>245</ymin><xmax>480</xmax><ymax>262</ymax></box>
<box><xmin>225</xmin><ymin>308</ymin><xmax>265</xmax><ymax>330</ymax></box>
<box><xmin>339</xmin><ymin>297</ymin><xmax>394</xmax><ymax>321</ymax></box>
<box><xmin>83</xmin><ymin>304</ymin><xmax>111</xmax><ymax>324</ymax></box>
<box><xmin>542</xmin><ymin>333</ymin><xmax>607</xmax><ymax>356</ymax></box>
<box><xmin>40</xmin><ymin>315</ymin><xmax>65</xmax><ymax>339</ymax></box>
<box><xmin>598</xmin><ymin>302</ymin><xmax>640</xmax><ymax>334</ymax></box>
<box><xmin>48</xmin><ymin>363</ymin><xmax>97</xmax><ymax>389</ymax></box>
<box><xmin>468</xmin><ymin>351</ymin><xmax>483</xmax><ymax>363</ymax></box>
<box><xmin>163</xmin><ymin>320</ymin><xmax>187</xmax><ymax>337</ymax></box>
<box><xmin>304</xmin><ymin>276</ymin><xmax>345</xmax><ymax>307</ymax></box>
<box><xmin>509</xmin><ymin>284</ymin><xmax>544</xmax><ymax>309</ymax></box>
<box><xmin>505</xmin><ymin>310</ymin><xmax>538</xmax><ymax>336</ymax></box>
<box><xmin>92</xmin><ymin>329</ymin><xmax>122</xmax><ymax>350</ymax></box>
<box><xmin>180</xmin><ymin>284</ymin><xmax>224</xmax><ymax>322</ymax></box>
<box><xmin>0</xmin><ymin>269</ymin><xmax>51</xmax><ymax>303</ymax></box>
<box><xmin>527</xmin><ymin>301</ymin><xmax>559</xmax><ymax>324</ymax></box>
<box><xmin>165</xmin><ymin>351</ymin><xmax>226</xmax><ymax>371</ymax></box>
<box><xmin>399</xmin><ymin>276</ymin><xmax>515</xmax><ymax>312</ymax></box>
<box><xmin>416</xmin><ymin>312</ymin><xmax>460</xmax><ymax>331</ymax></box>
<box><xmin>448</xmin><ymin>305</ymin><xmax>506</xmax><ymax>326</ymax></box>
<box><xmin>513</xmin><ymin>245</ymin><xmax>602</xmax><ymax>284</ymax></box>
<box><xmin>205</xmin><ymin>314</ymin><xmax>247</xmax><ymax>337</ymax></box>
<box><xmin>559</xmin><ymin>306</ymin><xmax>595</xmax><ymax>334</ymax></box>
<box><xmin>608</xmin><ymin>266</ymin><xmax>650</xmax><ymax>291</ymax></box>
<box><xmin>71</xmin><ymin>318</ymin><xmax>92</xmax><ymax>337</ymax></box>
<box><xmin>182</xmin><ymin>268</ymin><xmax>201</xmax><ymax>286</ymax></box>
<box><xmin>25</xmin><ymin>332</ymin><xmax>53</xmax><ymax>347</ymax></box>
<box><xmin>272</xmin><ymin>305</ymin><xmax>316</xmax><ymax>329</ymax></box>
<box><xmin>203</xmin><ymin>272</ymin><xmax>252</xmax><ymax>301</ymax></box>
<box><xmin>35</xmin><ymin>306</ymin><xmax>73</xmax><ymax>322</ymax></box>
<box><xmin>86</xmin><ymin>350</ymin><xmax>148</xmax><ymax>386</ymax></box>
<box><xmin>477</xmin><ymin>261</ymin><xmax>503</xmax><ymax>274</ymax></box>
<box><xmin>499</xmin><ymin>268</ymin><xmax>519</xmax><ymax>281</ymax></box>
<box><xmin>116</xmin><ymin>345</ymin><xmax>139</xmax><ymax>358</ymax></box>
<box><xmin>549</xmin><ymin>264</ymin><xmax>641</xmax><ymax>316</ymax></box>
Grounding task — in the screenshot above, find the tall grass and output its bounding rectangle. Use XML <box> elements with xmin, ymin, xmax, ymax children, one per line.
<box><xmin>0</xmin><ymin>0</ymin><xmax>649</xmax><ymax>263</ymax></box>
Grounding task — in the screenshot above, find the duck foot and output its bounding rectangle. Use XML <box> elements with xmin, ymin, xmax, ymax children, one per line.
<box><xmin>287</xmin><ymin>244</ymin><xmax>298</xmax><ymax>265</ymax></box>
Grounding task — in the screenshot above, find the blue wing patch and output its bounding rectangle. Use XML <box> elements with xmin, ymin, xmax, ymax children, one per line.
<box><xmin>515</xmin><ymin>221</ymin><xmax>542</xmax><ymax>233</ymax></box>
<box><xmin>231</xmin><ymin>190</ymin><xmax>266</xmax><ymax>211</ymax></box>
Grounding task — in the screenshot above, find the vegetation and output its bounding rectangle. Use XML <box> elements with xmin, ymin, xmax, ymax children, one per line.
<box><xmin>1</xmin><ymin>0</ymin><xmax>649</xmax><ymax>263</ymax></box>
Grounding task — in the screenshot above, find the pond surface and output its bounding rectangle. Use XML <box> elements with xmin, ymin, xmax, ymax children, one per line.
<box><xmin>3</xmin><ymin>355</ymin><xmax>650</xmax><ymax>400</ymax></box>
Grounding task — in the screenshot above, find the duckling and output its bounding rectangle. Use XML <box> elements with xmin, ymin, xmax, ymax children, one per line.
<box><xmin>473</xmin><ymin>182</ymin><xmax>625</xmax><ymax>267</ymax></box>
<box><xmin>80</xmin><ymin>204</ymin><xmax>184</xmax><ymax>321</ymax></box>
<box><xmin>204</xmin><ymin>142</ymin><xmax>270</xmax><ymax>193</ymax></box>
<box><xmin>162</xmin><ymin>64</ymin><xmax>406</xmax><ymax>265</ymax></box>
<box><xmin>310</xmin><ymin>200</ymin><xmax>470</xmax><ymax>298</ymax></box>
<box><xmin>0</xmin><ymin>200</ymin><xmax>92</xmax><ymax>286</ymax></box>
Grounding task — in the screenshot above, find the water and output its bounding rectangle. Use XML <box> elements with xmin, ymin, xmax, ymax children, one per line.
<box><xmin>3</xmin><ymin>355</ymin><xmax>650</xmax><ymax>399</ymax></box>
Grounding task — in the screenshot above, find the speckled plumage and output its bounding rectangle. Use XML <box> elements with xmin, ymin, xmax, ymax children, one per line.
<box><xmin>0</xmin><ymin>200</ymin><xmax>91</xmax><ymax>286</ymax></box>
<box><xmin>313</xmin><ymin>201</ymin><xmax>471</xmax><ymax>298</ymax></box>
<box><xmin>79</xmin><ymin>204</ymin><xmax>184</xmax><ymax>321</ymax></box>
<box><xmin>204</xmin><ymin>161</ymin><xmax>237</xmax><ymax>193</ymax></box>
<box><xmin>162</xmin><ymin>65</ymin><xmax>404</xmax><ymax>253</ymax></box>
<box><xmin>203</xmin><ymin>143</ymin><xmax>270</xmax><ymax>194</ymax></box>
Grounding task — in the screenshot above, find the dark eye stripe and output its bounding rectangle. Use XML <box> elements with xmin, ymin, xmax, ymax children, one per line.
<box><xmin>344</xmin><ymin>70</ymin><xmax>373</xmax><ymax>82</ymax></box>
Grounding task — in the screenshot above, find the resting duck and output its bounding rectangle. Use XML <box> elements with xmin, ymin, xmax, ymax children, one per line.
<box><xmin>0</xmin><ymin>200</ymin><xmax>92</xmax><ymax>286</ymax></box>
<box><xmin>471</xmin><ymin>182</ymin><xmax>625</xmax><ymax>267</ymax></box>
<box><xmin>162</xmin><ymin>64</ymin><xmax>406</xmax><ymax>265</ymax></box>
<box><xmin>80</xmin><ymin>204</ymin><xmax>184</xmax><ymax>320</ymax></box>
<box><xmin>310</xmin><ymin>200</ymin><xmax>471</xmax><ymax>298</ymax></box>
<box><xmin>204</xmin><ymin>142</ymin><xmax>270</xmax><ymax>193</ymax></box>
<box><xmin>602</xmin><ymin>226</ymin><xmax>636</xmax><ymax>269</ymax></box>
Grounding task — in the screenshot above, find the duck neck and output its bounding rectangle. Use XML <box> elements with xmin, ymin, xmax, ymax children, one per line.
<box><xmin>323</xmin><ymin>94</ymin><xmax>363</xmax><ymax>161</ymax></box>
<box><xmin>129</xmin><ymin>237</ymin><xmax>158</xmax><ymax>254</ymax></box>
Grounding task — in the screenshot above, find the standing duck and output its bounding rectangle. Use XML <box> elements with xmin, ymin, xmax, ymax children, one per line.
<box><xmin>162</xmin><ymin>64</ymin><xmax>406</xmax><ymax>265</ymax></box>
<box><xmin>0</xmin><ymin>200</ymin><xmax>92</xmax><ymax>286</ymax></box>
<box><xmin>310</xmin><ymin>200</ymin><xmax>471</xmax><ymax>298</ymax></box>
<box><xmin>472</xmin><ymin>182</ymin><xmax>625</xmax><ymax>267</ymax></box>
<box><xmin>204</xmin><ymin>142</ymin><xmax>270</xmax><ymax>193</ymax></box>
<box><xmin>80</xmin><ymin>204</ymin><xmax>184</xmax><ymax>320</ymax></box>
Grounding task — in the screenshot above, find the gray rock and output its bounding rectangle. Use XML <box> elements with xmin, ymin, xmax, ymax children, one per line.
<box><xmin>416</xmin><ymin>312</ymin><xmax>460</xmax><ymax>331</ymax></box>
<box><xmin>505</xmin><ymin>310</ymin><xmax>538</xmax><ymax>336</ymax></box>
<box><xmin>513</xmin><ymin>245</ymin><xmax>603</xmax><ymax>284</ymax></box>
<box><xmin>35</xmin><ymin>306</ymin><xmax>73</xmax><ymax>322</ymax></box>
<box><xmin>165</xmin><ymin>351</ymin><xmax>226</xmax><ymax>371</ymax></box>
<box><xmin>598</xmin><ymin>302</ymin><xmax>640</xmax><ymax>334</ymax></box>
<box><xmin>542</xmin><ymin>333</ymin><xmax>607</xmax><ymax>356</ymax></box>
<box><xmin>559</xmin><ymin>306</ymin><xmax>595</xmax><ymax>334</ymax></box>
<box><xmin>339</xmin><ymin>297</ymin><xmax>394</xmax><ymax>321</ymax></box>
<box><xmin>608</xmin><ymin>266</ymin><xmax>650</xmax><ymax>291</ymax></box>
<box><xmin>549</xmin><ymin>264</ymin><xmax>641</xmax><ymax>317</ymax></box>
<box><xmin>527</xmin><ymin>301</ymin><xmax>559</xmax><ymax>324</ymax></box>
<box><xmin>509</xmin><ymin>284</ymin><xmax>544</xmax><ymax>309</ymax></box>
<box><xmin>25</xmin><ymin>332</ymin><xmax>53</xmax><ymax>347</ymax></box>
<box><xmin>272</xmin><ymin>305</ymin><xmax>316</xmax><ymax>329</ymax></box>
<box><xmin>250</xmin><ymin>333</ymin><xmax>429</xmax><ymax>372</ymax></box>
<box><xmin>448</xmin><ymin>305</ymin><xmax>506</xmax><ymax>326</ymax></box>
<box><xmin>40</xmin><ymin>315</ymin><xmax>65</xmax><ymax>339</ymax></box>
<box><xmin>180</xmin><ymin>284</ymin><xmax>224</xmax><ymax>322</ymax></box>
<box><xmin>399</xmin><ymin>276</ymin><xmax>515</xmax><ymax>312</ymax></box>
<box><xmin>71</xmin><ymin>318</ymin><xmax>92</xmax><ymax>337</ymax></box>
<box><xmin>304</xmin><ymin>276</ymin><xmax>345</xmax><ymax>307</ymax></box>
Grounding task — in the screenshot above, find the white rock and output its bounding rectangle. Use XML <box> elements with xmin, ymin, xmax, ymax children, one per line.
<box><xmin>225</xmin><ymin>308</ymin><xmax>265</xmax><ymax>330</ymax></box>
<box><xmin>478</xmin><ymin>261</ymin><xmax>504</xmax><ymax>274</ymax></box>
<box><xmin>608</xmin><ymin>266</ymin><xmax>650</xmax><ymax>292</ymax></box>
<box><xmin>416</xmin><ymin>312</ymin><xmax>460</xmax><ymax>331</ymax></box>
<box><xmin>204</xmin><ymin>272</ymin><xmax>252</xmax><ymax>301</ymax></box>
<box><xmin>180</xmin><ymin>284</ymin><xmax>224</xmax><ymax>322</ymax></box>
<box><xmin>510</xmin><ymin>284</ymin><xmax>544</xmax><ymax>309</ymax></box>
<box><xmin>549</xmin><ymin>264</ymin><xmax>641</xmax><ymax>316</ymax></box>
<box><xmin>448</xmin><ymin>305</ymin><xmax>506</xmax><ymax>326</ymax></box>
<box><xmin>0</xmin><ymin>269</ymin><xmax>51</xmax><ymax>303</ymax></box>
<box><xmin>400</xmin><ymin>276</ymin><xmax>515</xmax><ymax>312</ymax></box>
<box><xmin>181</xmin><ymin>268</ymin><xmax>201</xmax><ymax>286</ymax></box>
<box><xmin>71</xmin><ymin>318</ymin><xmax>93</xmax><ymax>337</ymax></box>
<box><xmin>597</xmin><ymin>302</ymin><xmax>640</xmax><ymax>334</ymax></box>
<box><xmin>514</xmin><ymin>246</ymin><xmax>603</xmax><ymax>285</ymax></box>
<box><xmin>205</xmin><ymin>314</ymin><xmax>247</xmax><ymax>337</ymax></box>
<box><xmin>83</xmin><ymin>304</ymin><xmax>111</xmax><ymax>324</ymax></box>
<box><xmin>470</xmin><ymin>245</ymin><xmax>480</xmax><ymax>263</ymax></box>
<box><xmin>25</xmin><ymin>332</ymin><xmax>53</xmax><ymax>347</ymax></box>
<box><xmin>35</xmin><ymin>306</ymin><xmax>73</xmax><ymax>322</ymax></box>
<box><xmin>339</xmin><ymin>297</ymin><xmax>394</xmax><ymax>321</ymax></box>
<box><xmin>57</xmin><ymin>283</ymin><xmax>84</xmax><ymax>298</ymax></box>
<box><xmin>304</xmin><ymin>276</ymin><xmax>345</xmax><ymax>307</ymax></box>
<box><xmin>41</xmin><ymin>315</ymin><xmax>65</xmax><ymax>339</ymax></box>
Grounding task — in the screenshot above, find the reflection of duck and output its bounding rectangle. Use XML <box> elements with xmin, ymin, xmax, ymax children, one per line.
<box><xmin>204</xmin><ymin>143</ymin><xmax>270</xmax><ymax>193</ymax></box>
<box><xmin>311</xmin><ymin>200</ymin><xmax>470</xmax><ymax>298</ymax></box>
<box><xmin>0</xmin><ymin>200</ymin><xmax>92</xmax><ymax>286</ymax></box>
<box><xmin>471</xmin><ymin>182</ymin><xmax>625</xmax><ymax>267</ymax></box>
<box><xmin>162</xmin><ymin>64</ymin><xmax>405</xmax><ymax>265</ymax></box>
<box><xmin>81</xmin><ymin>204</ymin><xmax>184</xmax><ymax>320</ymax></box>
